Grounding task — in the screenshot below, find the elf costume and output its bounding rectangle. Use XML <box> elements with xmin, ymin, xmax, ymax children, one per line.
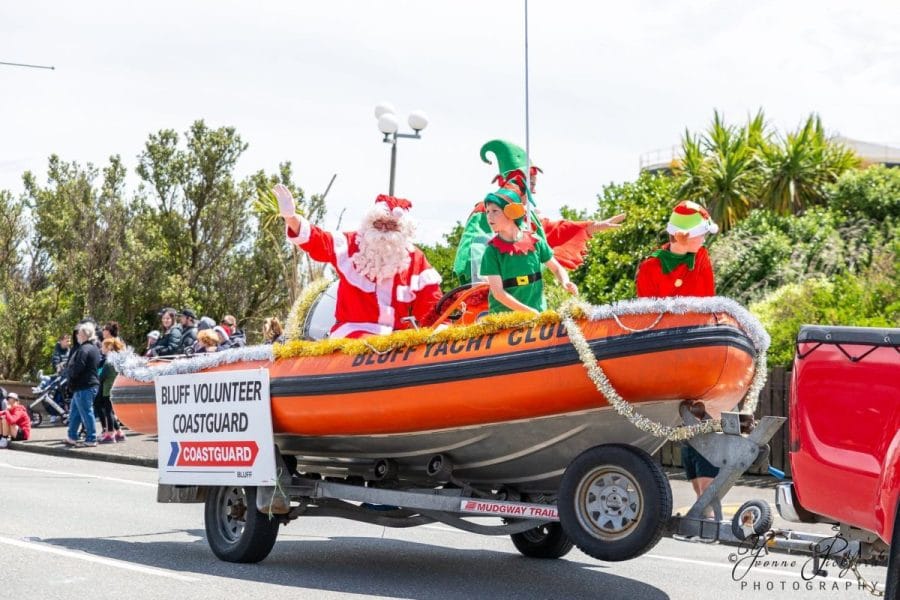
<box><xmin>479</xmin><ymin>186</ymin><xmax>554</xmax><ymax>313</ymax></box>
<box><xmin>453</xmin><ymin>140</ymin><xmax>596</xmax><ymax>284</ymax></box>
<box><xmin>635</xmin><ymin>201</ymin><xmax>718</xmax><ymax>298</ymax></box>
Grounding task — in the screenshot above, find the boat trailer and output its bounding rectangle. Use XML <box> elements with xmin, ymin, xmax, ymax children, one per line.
<box><xmin>157</xmin><ymin>410</ymin><xmax>885</xmax><ymax>569</ymax></box>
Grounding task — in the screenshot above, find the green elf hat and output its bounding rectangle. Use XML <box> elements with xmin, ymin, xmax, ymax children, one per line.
<box><xmin>484</xmin><ymin>180</ymin><xmax>527</xmax><ymax>221</ymax></box>
<box><xmin>480</xmin><ymin>139</ymin><xmax>542</xmax><ymax>178</ymax></box>
<box><xmin>480</xmin><ymin>139</ymin><xmax>529</xmax><ymax>176</ymax></box>
<box><xmin>666</xmin><ymin>200</ymin><xmax>719</xmax><ymax>237</ymax></box>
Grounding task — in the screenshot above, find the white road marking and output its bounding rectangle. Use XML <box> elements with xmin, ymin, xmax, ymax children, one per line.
<box><xmin>0</xmin><ymin>461</ymin><xmax>155</xmax><ymax>487</ymax></box>
<box><xmin>0</xmin><ymin>535</ymin><xmax>199</xmax><ymax>582</ymax></box>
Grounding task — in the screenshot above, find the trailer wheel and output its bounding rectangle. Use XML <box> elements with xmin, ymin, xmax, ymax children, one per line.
<box><xmin>29</xmin><ymin>408</ymin><xmax>43</xmax><ymax>428</ymax></box>
<box><xmin>731</xmin><ymin>500</ymin><xmax>774</xmax><ymax>540</ymax></box>
<box><xmin>204</xmin><ymin>486</ymin><xmax>280</xmax><ymax>563</ymax></box>
<box><xmin>558</xmin><ymin>444</ymin><xmax>672</xmax><ymax>562</ymax></box>
<box><xmin>510</xmin><ymin>523</ymin><xmax>574</xmax><ymax>559</ymax></box>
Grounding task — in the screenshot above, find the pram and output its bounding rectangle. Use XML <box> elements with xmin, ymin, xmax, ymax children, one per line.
<box><xmin>28</xmin><ymin>373</ymin><xmax>70</xmax><ymax>427</ymax></box>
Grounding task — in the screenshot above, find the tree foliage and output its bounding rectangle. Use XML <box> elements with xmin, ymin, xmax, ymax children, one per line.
<box><xmin>571</xmin><ymin>173</ymin><xmax>679</xmax><ymax>304</ymax></box>
<box><xmin>419</xmin><ymin>222</ymin><xmax>465</xmax><ymax>289</ymax></box>
<box><xmin>676</xmin><ymin>111</ymin><xmax>859</xmax><ymax>231</ymax></box>
<box><xmin>0</xmin><ymin>120</ymin><xmax>318</xmax><ymax>379</ymax></box>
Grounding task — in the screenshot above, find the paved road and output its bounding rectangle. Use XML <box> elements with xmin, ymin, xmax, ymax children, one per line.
<box><xmin>1</xmin><ymin>451</ymin><xmax>888</xmax><ymax>600</ymax></box>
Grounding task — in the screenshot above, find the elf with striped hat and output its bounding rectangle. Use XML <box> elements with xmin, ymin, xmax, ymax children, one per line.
<box><xmin>635</xmin><ymin>200</ymin><xmax>718</xmax><ymax>298</ymax></box>
<box><xmin>453</xmin><ymin>139</ymin><xmax>625</xmax><ymax>285</ymax></box>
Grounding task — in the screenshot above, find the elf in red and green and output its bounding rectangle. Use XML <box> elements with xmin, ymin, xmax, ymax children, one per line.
<box><xmin>453</xmin><ymin>139</ymin><xmax>625</xmax><ymax>285</ymax></box>
<box><xmin>635</xmin><ymin>200</ymin><xmax>718</xmax><ymax>298</ymax></box>
<box><xmin>479</xmin><ymin>182</ymin><xmax>576</xmax><ymax>314</ymax></box>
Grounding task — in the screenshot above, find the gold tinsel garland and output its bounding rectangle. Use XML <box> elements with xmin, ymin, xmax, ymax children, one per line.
<box><xmin>271</xmin><ymin>291</ymin><xmax>767</xmax><ymax>442</ymax></box>
<box><xmin>283</xmin><ymin>277</ymin><xmax>334</xmax><ymax>342</ymax></box>
<box><xmin>273</xmin><ymin>307</ymin><xmax>582</xmax><ymax>359</ymax></box>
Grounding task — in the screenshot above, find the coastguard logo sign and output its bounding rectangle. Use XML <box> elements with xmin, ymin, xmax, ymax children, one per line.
<box><xmin>155</xmin><ymin>369</ymin><xmax>276</xmax><ymax>485</ymax></box>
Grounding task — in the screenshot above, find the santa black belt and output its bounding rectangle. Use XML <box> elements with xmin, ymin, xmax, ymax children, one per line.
<box><xmin>502</xmin><ymin>272</ymin><xmax>542</xmax><ymax>288</ymax></box>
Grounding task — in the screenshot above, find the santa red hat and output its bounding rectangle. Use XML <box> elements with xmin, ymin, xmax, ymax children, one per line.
<box><xmin>375</xmin><ymin>194</ymin><xmax>412</xmax><ymax>218</ymax></box>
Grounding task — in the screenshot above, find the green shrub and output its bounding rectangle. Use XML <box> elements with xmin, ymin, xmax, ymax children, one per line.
<box><xmin>571</xmin><ymin>173</ymin><xmax>679</xmax><ymax>304</ymax></box>
<box><xmin>828</xmin><ymin>165</ymin><xmax>900</xmax><ymax>222</ymax></box>
<box><xmin>751</xmin><ymin>248</ymin><xmax>899</xmax><ymax>367</ymax></box>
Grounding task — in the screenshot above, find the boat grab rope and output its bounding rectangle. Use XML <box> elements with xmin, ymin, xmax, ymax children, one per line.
<box><xmin>558</xmin><ymin>296</ymin><xmax>770</xmax><ymax>441</ymax></box>
<box><xmin>611</xmin><ymin>311</ymin><xmax>665</xmax><ymax>333</ymax></box>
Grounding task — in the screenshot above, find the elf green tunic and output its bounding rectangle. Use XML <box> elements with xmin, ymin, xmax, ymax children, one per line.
<box><xmin>480</xmin><ymin>232</ymin><xmax>553</xmax><ymax>313</ymax></box>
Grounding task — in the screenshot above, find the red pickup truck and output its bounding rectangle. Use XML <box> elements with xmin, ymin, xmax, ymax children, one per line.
<box><xmin>777</xmin><ymin>325</ymin><xmax>899</xmax><ymax>596</ymax></box>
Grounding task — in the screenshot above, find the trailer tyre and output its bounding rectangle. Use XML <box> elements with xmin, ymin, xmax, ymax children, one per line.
<box><xmin>731</xmin><ymin>500</ymin><xmax>774</xmax><ymax>541</ymax></box>
<box><xmin>28</xmin><ymin>408</ymin><xmax>42</xmax><ymax>428</ymax></box>
<box><xmin>204</xmin><ymin>486</ymin><xmax>280</xmax><ymax>563</ymax></box>
<box><xmin>510</xmin><ymin>523</ymin><xmax>574</xmax><ymax>559</ymax></box>
<box><xmin>558</xmin><ymin>444</ymin><xmax>672</xmax><ymax>562</ymax></box>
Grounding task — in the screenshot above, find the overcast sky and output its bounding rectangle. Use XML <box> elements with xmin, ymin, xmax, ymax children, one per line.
<box><xmin>2</xmin><ymin>0</ymin><xmax>898</xmax><ymax>242</ymax></box>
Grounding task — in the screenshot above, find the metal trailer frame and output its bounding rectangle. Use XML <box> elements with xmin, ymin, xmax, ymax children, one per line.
<box><xmin>158</xmin><ymin>411</ymin><xmax>887</xmax><ymax>569</ymax></box>
<box><xmin>667</xmin><ymin>411</ymin><xmax>889</xmax><ymax>571</ymax></box>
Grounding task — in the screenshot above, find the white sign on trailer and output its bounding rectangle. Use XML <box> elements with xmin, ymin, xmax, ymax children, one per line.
<box><xmin>154</xmin><ymin>368</ymin><xmax>276</xmax><ymax>485</ymax></box>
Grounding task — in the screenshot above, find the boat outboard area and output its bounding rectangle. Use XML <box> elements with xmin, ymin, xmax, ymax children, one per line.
<box><xmin>108</xmin><ymin>294</ymin><xmax>791</xmax><ymax>565</ymax></box>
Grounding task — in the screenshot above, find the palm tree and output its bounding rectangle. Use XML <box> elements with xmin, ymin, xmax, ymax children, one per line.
<box><xmin>675</xmin><ymin>129</ymin><xmax>706</xmax><ymax>201</ymax></box>
<box><xmin>698</xmin><ymin>111</ymin><xmax>760</xmax><ymax>231</ymax></box>
<box><xmin>760</xmin><ymin>114</ymin><xmax>860</xmax><ymax>215</ymax></box>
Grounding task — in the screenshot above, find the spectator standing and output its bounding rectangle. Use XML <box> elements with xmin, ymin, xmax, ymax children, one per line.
<box><xmin>149</xmin><ymin>308</ymin><xmax>183</xmax><ymax>356</ymax></box>
<box><xmin>263</xmin><ymin>317</ymin><xmax>286</xmax><ymax>344</ymax></box>
<box><xmin>221</xmin><ymin>315</ymin><xmax>236</xmax><ymax>337</ymax></box>
<box><xmin>178</xmin><ymin>309</ymin><xmax>198</xmax><ymax>353</ymax></box>
<box><xmin>101</xmin><ymin>321</ymin><xmax>121</xmax><ymax>342</ymax></box>
<box><xmin>219</xmin><ymin>316</ymin><xmax>246</xmax><ymax>349</ymax></box>
<box><xmin>47</xmin><ymin>333</ymin><xmax>72</xmax><ymax>424</ymax></box>
<box><xmin>98</xmin><ymin>338</ymin><xmax>126</xmax><ymax>443</ymax></box>
<box><xmin>195</xmin><ymin>329</ymin><xmax>220</xmax><ymax>353</ymax></box>
<box><xmin>51</xmin><ymin>334</ymin><xmax>71</xmax><ymax>373</ymax></box>
<box><xmin>191</xmin><ymin>317</ymin><xmax>216</xmax><ymax>353</ymax></box>
<box><xmin>65</xmin><ymin>322</ymin><xmax>101</xmax><ymax>448</ymax></box>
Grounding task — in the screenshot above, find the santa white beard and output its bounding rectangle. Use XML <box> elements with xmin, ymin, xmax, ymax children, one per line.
<box><xmin>351</xmin><ymin>209</ymin><xmax>415</xmax><ymax>282</ymax></box>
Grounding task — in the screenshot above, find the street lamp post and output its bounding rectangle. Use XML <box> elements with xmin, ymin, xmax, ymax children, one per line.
<box><xmin>374</xmin><ymin>102</ymin><xmax>428</xmax><ymax>196</ymax></box>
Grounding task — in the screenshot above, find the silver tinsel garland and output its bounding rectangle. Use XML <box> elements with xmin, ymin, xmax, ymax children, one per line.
<box><xmin>107</xmin><ymin>345</ymin><xmax>274</xmax><ymax>383</ymax></box>
<box><xmin>560</xmin><ymin>296</ymin><xmax>770</xmax><ymax>441</ymax></box>
<box><xmin>109</xmin><ymin>296</ymin><xmax>770</xmax><ymax>443</ymax></box>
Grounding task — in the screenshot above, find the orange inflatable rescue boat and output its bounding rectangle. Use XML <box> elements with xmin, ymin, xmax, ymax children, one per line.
<box><xmin>111</xmin><ymin>288</ymin><xmax>767</xmax><ymax>494</ymax></box>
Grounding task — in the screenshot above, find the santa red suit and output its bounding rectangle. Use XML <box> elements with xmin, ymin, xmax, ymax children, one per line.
<box><xmin>286</xmin><ymin>195</ymin><xmax>442</xmax><ymax>339</ymax></box>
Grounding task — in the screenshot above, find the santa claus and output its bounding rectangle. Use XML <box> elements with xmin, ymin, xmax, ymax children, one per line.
<box><xmin>274</xmin><ymin>184</ymin><xmax>443</xmax><ymax>339</ymax></box>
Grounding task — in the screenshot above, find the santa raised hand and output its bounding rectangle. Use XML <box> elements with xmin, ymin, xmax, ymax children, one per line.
<box><xmin>274</xmin><ymin>184</ymin><xmax>443</xmax><ymax>339</ymax></box>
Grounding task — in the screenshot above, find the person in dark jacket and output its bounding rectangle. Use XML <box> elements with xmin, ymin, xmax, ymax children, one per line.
<box><xmin>65</xmin><ymin>322</ymin><xmax>102</xmax><ymax>447</ymax></box>
<box><xmin>51</xmin><ymin>334</ymin><xmax>71</xmax><ymax>373</ymax></box>
<box><xmin>219</xmin><ymin>315</ymin><xmax>246</xmax><ymax>349</ymax></box>
<box><xmin>178</xmin><ymin>308</ymin><xmax>198</xmax><ymax>353</ymax></box>
<box><xmin>150</xmin><ymin>308</ymin><xmax>183</xmax><ymax>357</ymax></box>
